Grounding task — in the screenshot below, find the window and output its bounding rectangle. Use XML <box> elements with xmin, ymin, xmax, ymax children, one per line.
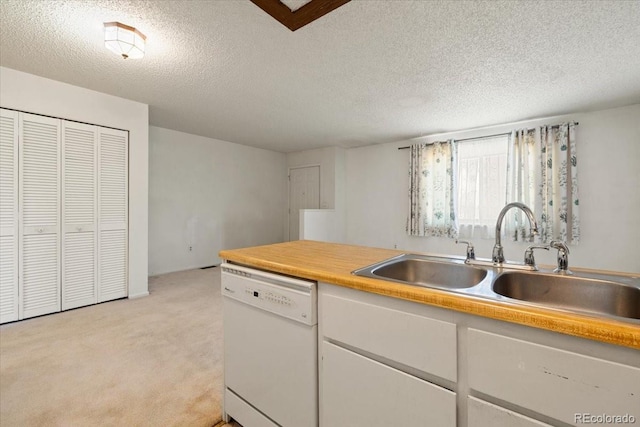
<box><xmin>456</xmin><ymin>135</ymin><xmax>508</xmax><ymax>236</ymax></box>
<box><xmin>407</xmin><ymin>122</ymin><xmax>579</xmax><ymax>243</ymax></box>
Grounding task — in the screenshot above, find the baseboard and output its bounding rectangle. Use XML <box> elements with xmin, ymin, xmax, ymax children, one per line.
<box><xmin>128</xmin><ymin>291</ymin><xmax>149</xmax><ymax>299</ymax></box>
<box><xmin>149</xmin><ymin>264</ymin><xmax>220</xmax><ymax>276</ymax></box>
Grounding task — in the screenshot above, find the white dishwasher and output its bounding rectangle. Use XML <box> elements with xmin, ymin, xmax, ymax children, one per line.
<box><xmin>221</xmin><ymin>263</ymin><xmax>318</xmax><ymax>427</ymax></box>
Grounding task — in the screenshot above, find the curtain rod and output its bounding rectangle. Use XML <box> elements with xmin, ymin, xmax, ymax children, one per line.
<box><xmin>397</xmin><ymin>122</ymin><xmax>579</xmax><ymax>150</ymax></box>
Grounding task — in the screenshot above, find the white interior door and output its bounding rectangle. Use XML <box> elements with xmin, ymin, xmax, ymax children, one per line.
<box><xmin>289</xmin><ymin>165</ymin><xmax>320</xmax><ymax>241</ymax></box>
<box><xmin>19</xmin><ymin>113</ymin><xmax>61</xmax><ymax>319</ymax></box>
<box><xmin>0</xmin><ymin>109</ymin><xmax>19</xmax><ymax>323</ymax></box>
<box><xmin>62</xmin><ymin>121</ymin><xmax>97</xmax><ymax>310</ymax></box>
<box><xmin>98</xmin><ymin>127</ymin><xmax>128</xmax><ymax>302</ymax></box>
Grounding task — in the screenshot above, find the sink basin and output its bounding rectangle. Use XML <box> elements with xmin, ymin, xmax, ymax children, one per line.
<box><xmin>353</xmin><ymin>254</ymin><xmax>488</xmax><ymax>289</ymax></box>
<box><xmin>354</xmin><ymin>253</ymin><xmax>640</xmax><ymax>321</ymax></box>
<box><xmin>493</xmin><ymin>272</ymin><xmax>640</xmax><ymax>319</ymax></box>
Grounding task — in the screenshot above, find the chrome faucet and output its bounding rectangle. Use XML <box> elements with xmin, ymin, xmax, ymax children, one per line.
<box><xmin>492</xmin><ymin>202</ymin><xmax>539</xmax><ymax>264</ymax></box>
<box><xmin>550</xmin><ymin>240</ymin><xmax>572</xmax><ymax>274</ymax></box>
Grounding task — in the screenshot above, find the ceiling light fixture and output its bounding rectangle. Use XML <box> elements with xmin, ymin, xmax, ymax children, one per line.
<box><xmin>103</xmin><ymin>22</ymin><xmax>146</xmax><ymax>59</ymax></box>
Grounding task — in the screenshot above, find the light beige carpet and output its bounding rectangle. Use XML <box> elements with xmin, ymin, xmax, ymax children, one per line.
<box><xmin>0</xmin><ymin>267</ymin><xmax>223</xmax><ymax>427</ymax></box>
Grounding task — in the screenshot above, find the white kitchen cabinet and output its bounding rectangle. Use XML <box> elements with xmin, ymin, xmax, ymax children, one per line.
<box><xmin>0</xmin><ymin>109</ymin><xmax>128</xmax><ymax>323</ymax></box>
<box><xmin>467</xmin><ymin>397</ymin><xmax>551</xmax><ymax>427</ymax></box>
<box><xmin>322</xmin><ymin>340</ymin><xmax>456</xmax><ymax>427</ymax></box>
<box><xmin>322</xmin><ymin>292</ymin><xmax>457</xmax><ymax>382</ymax></box>
<box><xmin>0</xmin><ymin>109</ymin><xmax>19</xmax><ymax>323</ymax></box>
<box><xmin>319</xmin><ymin>283</ymin><xmax>457</xmax><ymax>427</ymax></box>
<box><xmin>468</xmin><ymin>328</ymin><xmax>640</xmax><ymax>426</ymax></box>
<box><xmin>317</xmin><ymin>280</ymin><xmax>639</xmax><ymax>427</ymax></box>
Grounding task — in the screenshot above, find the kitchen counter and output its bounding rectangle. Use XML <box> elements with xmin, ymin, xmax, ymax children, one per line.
<box><xmin>219</xmin><ymin>240</ymin><xmax>640</xmax><ymax>350</ymax></box>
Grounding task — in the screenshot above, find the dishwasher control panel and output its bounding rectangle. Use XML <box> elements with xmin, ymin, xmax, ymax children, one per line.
<box><xmin>221</xmin><ymin>264</ymin><xmax>317</xmax><ymax>325</ymax></box>
<box><xmin>244</xmin><ymin>287</ymin><xmax>294</xmax><ymax>306</ymax></box>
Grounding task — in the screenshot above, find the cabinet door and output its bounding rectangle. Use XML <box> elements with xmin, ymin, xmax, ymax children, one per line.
<box><xmin>468</xmin><ymin>329</ymin><xmax>640</xmax><ymax>425</ymax></box>
<box><xmin>98</xmin><ymin>127</ymin><xmax>128</xmax><ymax>302</ymax></box>
<box><xmin>322</xmin><ymin>293</ymin><xmax>457</xmax><ymax>381</ymax></box>
<box><xmin>19</xmin><ymin>113</ymin><xmax>61</xmax><ymax>319</ymax></box>
<box><xmin>322</xmin><ymin>341</ymin><xmax>456</xmax><ymax>427</ymax></box>
<box><xmin>62</xmin><ymin>121</ymin><xmax>97</xmax><ymax>310</ymax></box>
<box><xmin>468</xmin><ymin>397</ymin><xmax>551</xmax><ymax>427</ymax></box>
<box><xmin>0</xmin><ymin>109</ymin><xmax>19</xmax><ymax>323</ymax></box>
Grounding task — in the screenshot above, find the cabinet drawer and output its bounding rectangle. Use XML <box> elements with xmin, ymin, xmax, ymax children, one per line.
<box><xmin>468</xmin><ymin>396</ymin><xmax>551</xmax><ymax>427</ymax></box>
<box><xmin>321</xmin><ymin>293</ymin><xmax>457</xmax><ymax>381</ymax></box>
<box><xmin>468</xmin><ymin>329</ymin><xmax>640</xmax><ymax>425</ymax></box>
<box><xmin>322</xmin><ymin>341</ymin><xmax>456</xmax><ymax>427</ymax></box>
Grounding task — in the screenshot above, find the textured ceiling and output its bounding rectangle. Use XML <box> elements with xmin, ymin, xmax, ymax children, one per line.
<box><xmin>1</xmin><ymin>0</ymin><xmax>639</xmax><ymax>152</ymax></box>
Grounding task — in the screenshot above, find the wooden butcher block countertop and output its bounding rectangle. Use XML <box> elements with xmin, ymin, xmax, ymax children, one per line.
<box><xmin>219</xmin><ymin>240</ymin><xmax>640</xmax><ymax>350</ymax></box>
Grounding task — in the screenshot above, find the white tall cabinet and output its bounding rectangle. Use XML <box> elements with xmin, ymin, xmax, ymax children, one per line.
<box><xmin>0</xmin><ymin>108</ymin><xmax>128</xmax><ymax>323</ymax></box>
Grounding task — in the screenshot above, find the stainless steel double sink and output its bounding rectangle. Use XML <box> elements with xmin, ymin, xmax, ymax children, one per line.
<box><xmin>353</xmin><ymin>254</ymin><xmax>640</xmax><ymax>322</ymax></box>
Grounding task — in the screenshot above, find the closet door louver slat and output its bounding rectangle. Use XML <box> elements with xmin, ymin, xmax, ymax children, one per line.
<box><xmin>62</xmin><ymin>122</ymin><xmax>97</xmax><ymax>310</ymax></box>
<box><xmin>19</xmin><ymin>113</ymin><xmax>61</xmax><ymax>319</ymax></box>
<box><xmin>63</xmin><ymin>232</ymin><xmax>96</xmax><ymax>306</ymax></box>
<box><xmin>0</xmin><ymin>109</ymin><xmax>19</xmax><ymax>323</ymax></box>
<box><xmin>99</xmin><ymin>229</ymin><xmax>127</xmax><ymax>299</ymax></box>
<box><xmin>22</xmin><ymin>234</ymin><xmax>58</xmax><ymax>312</ymax></box>
<box><xmin>98</xmin><ymin>128</ymin><xmax>128</xmax><ymax>302</ymax></box>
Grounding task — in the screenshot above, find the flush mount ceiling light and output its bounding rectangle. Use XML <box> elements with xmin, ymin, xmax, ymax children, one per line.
<box><xmin>104</xmin><ymin>22</ymin><xmax>146</xmax><ymax>59</ymax></box>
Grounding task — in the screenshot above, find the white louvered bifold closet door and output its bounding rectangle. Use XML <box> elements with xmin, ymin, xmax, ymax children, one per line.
<box><xmin>0</xmin><ymin>109</ymin><xmax>19</xmax><ymax>323</ymax></box>
<box><xmin>98</xmin><ymin>128</ymin><xmax>128</xmax><ymax>302</ymax></box>
<box><xmin>19</xmin><ymin>113</ymin><xmax>61</xmax><ymax>319</ymax></box>
<box><xmin>62</xmin><ymin>122</ymin><xmax>97</xmax><ymax>310</ymax></box>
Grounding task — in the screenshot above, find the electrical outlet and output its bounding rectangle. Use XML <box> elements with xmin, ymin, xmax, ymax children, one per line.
<box><xmin>394</xmin><ymin>244</ymin><xmax>397</xmax><ymax>249</ymax></box>
<box><xmin>189</xmin><ymin>246</ymin><xmax>192</xmax><ymax>252</ymax></box>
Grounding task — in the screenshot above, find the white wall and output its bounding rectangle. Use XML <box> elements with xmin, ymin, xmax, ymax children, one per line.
<box><xmin>0</xmin><ymin>66</ymin><xmax>150</xmax><ymax>297</ymax></box>
<box><xmin>148</xmin><ymin>126</ymin><xmax>286</xmax><ymax>275</ymax></box>
<box><xmin>334</xmin><ymin>147</ymin><xmax>347</xmax><ymax>244</ymax></box>
<box><xmin>300</xmin><ymin>209</ymin><xmax>344</xmax><ymax>243</ymax></box>
<box><xmin>346</xmin><ymin>104</ymin><xmax>640</xmax><ymax>274</ymax></box>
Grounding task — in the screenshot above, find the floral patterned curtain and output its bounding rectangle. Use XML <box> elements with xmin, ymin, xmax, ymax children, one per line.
<box><xmin>505</xmin><ymin>128</ymin><xmax>538</xmax><ymax>241</ymax></box>
<box><xmin>539</xmin><ymin>122</ymin><xmax>580</xmax><ymax>244</ymax></box>
<box><xmin>406</xmin><ymin>140</ymin><xmax>458</xmax><ymax>238</ymax></box>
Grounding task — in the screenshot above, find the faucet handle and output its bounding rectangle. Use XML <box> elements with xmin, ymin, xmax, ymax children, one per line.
<box><xmin>549</xmin><ymin>240</ymin><xmax>569</xmax><ymax>254</ymax></box>
<box><xmin>455</xmin><ymin>240</ymin><xmax>475</xmax><ymax>260</ymax></box>
<box><xmin>549</xmin><ymin>241</ymin><xmax>572</xmax><ymax>274</ymax></box>
<box><xmin>524</xmin><ymin>244</ymin><xmax>549</xmax><ymax>269</ymax></box>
